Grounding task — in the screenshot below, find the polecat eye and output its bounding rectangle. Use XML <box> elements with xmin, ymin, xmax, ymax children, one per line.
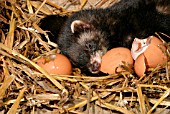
<box><xmin>85</xmin><ymin>41</ymin><xmax>97</xmax><ymax>52</ymax></box>
<box><xmin>86</xmin><ymin>43</ymin><xmax>92</xmax><ymax>50</ymax></box>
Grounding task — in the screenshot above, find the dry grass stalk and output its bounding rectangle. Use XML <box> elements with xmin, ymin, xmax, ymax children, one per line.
<box><xmin>7</xmin><ymin>87</ymin><xmax>26</xmax><ymax>114</ymax></box>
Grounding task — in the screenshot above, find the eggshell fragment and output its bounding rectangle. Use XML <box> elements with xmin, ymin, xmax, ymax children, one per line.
<box><xmin>134</xmin><ymin>54</ymin><xmax>146</xmax><ymax>77</ymax></box>
<box><xmin>131</xmin><ymin>37</ymin><xmax>151</xmax><ymax>60</ymax></box>
<box><xmin>100</xmin><ymin>47</ymin><xmax>134</xmax><ymax>74</ymax></box>
<box><xmin>36</xmin><ymin>54</ymin><xmax>72</xmax><ymax>75</ymax></box>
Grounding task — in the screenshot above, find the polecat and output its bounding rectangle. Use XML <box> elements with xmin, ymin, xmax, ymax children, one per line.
<box><xmin>40</xmin><ymin>0</ymin><xmax>170</xmax><ymax>74</ymax></box>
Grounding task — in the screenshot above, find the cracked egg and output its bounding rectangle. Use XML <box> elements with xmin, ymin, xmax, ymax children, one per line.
<box><xmin>131</xmin><ymin>36</ymin><xmax>167</xmax><ymax>77</ymax></box>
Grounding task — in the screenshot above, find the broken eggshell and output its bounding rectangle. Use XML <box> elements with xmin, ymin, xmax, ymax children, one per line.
<box><xmin>131</xmin><ymin>36</ymin><xmax>167</xmax><ymax>77</ymax></box>
<box><xmin>134</xmin><ymin>54</ymin><xmax>146</xmax><ymax>77</ymax></box>
<box><xmin>36</xmin><ymin>54</ymin><xmax>72</xmax><ymax>75</ymax></box>
<box><xmin>100</xmin><ymin>47</ymin><xmax>134</xmax><ymax>74</ymax></box>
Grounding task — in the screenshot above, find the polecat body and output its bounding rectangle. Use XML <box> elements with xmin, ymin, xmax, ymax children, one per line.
<box><xmin>40</xmin><ymin>0</ymin><xmax>170</xmax><ymax>74</ymax></box>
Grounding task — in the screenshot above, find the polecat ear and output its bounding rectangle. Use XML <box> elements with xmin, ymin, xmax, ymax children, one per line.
<box><xmin>71</xmin><ymin>20</ymin><xmax>91</xmax><ymax>33</ymax></box>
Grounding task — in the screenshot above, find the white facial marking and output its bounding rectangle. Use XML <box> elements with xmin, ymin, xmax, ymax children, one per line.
<box><xmin>90</xmin><ymin>50</ymin><xmax>104</xmax><ymax>64</ymax></box>
<box><xmin>78</xmin><ymin>30</ymin><xmax>105</xmax><ymax>45</ymax></box>
<box><xmin>78</xmin><ymin>31</ymin><xmax>96</xmax><ymax>44</ymax></box>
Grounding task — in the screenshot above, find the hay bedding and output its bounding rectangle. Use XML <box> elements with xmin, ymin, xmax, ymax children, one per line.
<box><xmin>0</xmin><ymin>0</ymin><xmax>170</xmax><ymax>114</ymax></box>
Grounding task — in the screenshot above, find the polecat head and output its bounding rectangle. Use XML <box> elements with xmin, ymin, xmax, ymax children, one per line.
<box><xmin>67</xmin><ymin>20</ymin><xmax>109</xmax><ymax>74</ymax></box>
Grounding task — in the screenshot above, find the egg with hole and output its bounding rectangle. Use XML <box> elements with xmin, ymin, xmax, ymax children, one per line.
<box><xmin>100</xmin><ymin>47</ymin><xmax>134</xmax><ymax>74</ymax></box>
<box><xmin>131</xmin><ymin>36</ymin><xmax>167</xmax><ymax>77</ymax></box>
<box><xmin>36</xmin><ymin>54</ymin><xmax>72</xmax><ymax>75</ymax></box>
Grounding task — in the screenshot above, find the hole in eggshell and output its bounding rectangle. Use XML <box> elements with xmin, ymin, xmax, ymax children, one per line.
<box><xmin>49</xmin><ymin>54</ymin><xmax>57</xmax><ymax>60</ymax></box>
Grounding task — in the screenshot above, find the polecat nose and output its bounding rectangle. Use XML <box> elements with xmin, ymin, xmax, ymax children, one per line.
<box><xmin>91</xmin><ymin>61</ymin><xmax>101</xmax><ymax>73</ymax></box>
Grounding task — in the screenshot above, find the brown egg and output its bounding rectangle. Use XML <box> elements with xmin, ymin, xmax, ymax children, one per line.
<box><xmin>132</xmin><ymin>36</ymin><xmax>167</xmax><ymax>77</ymax></box>
<box><xmin>36</xmin><ymin>54</ymin><xmax>72</xmax><ymax>75</ymax></box>
<box><xmin>100</xmin><ymin>47</ymin><xmax>134</xmax><ymax>74</ymax></box>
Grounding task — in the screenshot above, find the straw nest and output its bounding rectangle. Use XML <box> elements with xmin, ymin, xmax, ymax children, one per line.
<box><xmin>0</xmin><ymin>0</ymin><xmax>170</xmax><ymax>114</ymax></box>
